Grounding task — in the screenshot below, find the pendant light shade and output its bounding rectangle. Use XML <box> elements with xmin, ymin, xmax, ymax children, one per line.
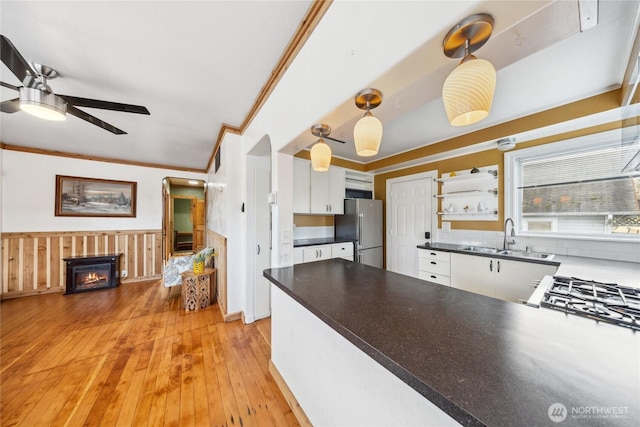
<box><xmin>309</xmin><ymin>124</ymin><xmax>332</xmax><ymax>172</ymax></box>
<box><xmin>442</xmin><ymin>14</ymin><xmax>495</xmax><ymax>127</ymax></box>
<box><xmin>353</xmin><ymin>88</ymin><xmax>383</xmax><ymax>157</ymax></box>
<box><xmin>442</xmin><ymin>57</ymin><xmax>495</xmax><ymax>126</ymax></box>
<box><xmin>19</xmin><ymin>87</ymin><xmax>66</xmax><ymax>121</ymax></box>
<box><xmin>310</xmin><ymin>140</ymin><xmax>332</xmax><ymax>171</ymax></box>
<box><xmin>354</xmin><ymin>112</ymin><xmax>383</xmax><ymax>156</ymax></box>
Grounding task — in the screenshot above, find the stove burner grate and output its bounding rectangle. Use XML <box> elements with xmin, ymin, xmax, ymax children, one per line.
<box><xmin>541</xmin><ymin>276</ymin><xmax>640</xmax><ymax>331</ymax></box>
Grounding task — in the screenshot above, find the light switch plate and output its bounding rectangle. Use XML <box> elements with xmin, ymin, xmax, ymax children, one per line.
<box><xmin>442</xmin><ymin>222</ymin><xmax>451</xmax><ymax>233</ymax></box>
<box><xmin>282</xmin><ymin>229</ymin><xmax>291</xmax><ymax>244</ymax></box>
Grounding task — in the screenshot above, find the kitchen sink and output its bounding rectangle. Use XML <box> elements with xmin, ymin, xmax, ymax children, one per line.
<box><xmin>457</xmin><ymin>245</ymin><xmax>554</xmax><ymax>260</ymax></box>
<box><xmin>497</xmin><ymin>250</ymin><xmax>554</xmax><ymax>260</ymax></box>
<box><xmin>458</xmin><ymin>246</ymin><xmax>500</xmax><ymax>254</ymax></box>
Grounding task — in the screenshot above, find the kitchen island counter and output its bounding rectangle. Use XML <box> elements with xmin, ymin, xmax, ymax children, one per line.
<box><xmin>264</xmin><ymin>259</ymin><xmax>639</xmax><ymax>426</ymax></box>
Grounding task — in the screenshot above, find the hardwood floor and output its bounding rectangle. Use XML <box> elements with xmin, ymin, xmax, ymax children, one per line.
<box><xmin>0</xmin><ymin>280</ymin><xmax>294</xmax><ymax>427</ymax></box>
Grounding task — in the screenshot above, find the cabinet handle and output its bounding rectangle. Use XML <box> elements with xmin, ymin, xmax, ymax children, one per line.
<box><xmin>489</xmin><ymin>260</ymin><xmax>493</xmax><ymax>272</ymax></box>
<box><xmin>316</xmin><ymin>249</ymin><xmax>319</xmax><ymax>258</ymax></box>
<box><xmin>430</xmin><ymin>261</ymin><xmax>437</xmax><ymax>265</ymax></box>
<box><xmin>497</xmin><ymin>260</ymin><xmax>500</xmax><ymax>273</ymax></box>
<box><xmin>430</xmin><ymin>252</ymin><xmax>437</xmax><ymax>256</ymax></box>
<box><xmin>430</xmin><ymin>275</ymin><xmax>436</xmax><ymax>279</ymax></box>
<box><xmin>257</xmin><ymin>245</ymin><xmax>261</xmax><ymax>255</ymax></box>
<box><xmin>320</xmin><ymin>249</ymin><xmax>323</xmax><ymax>257</ymax></box>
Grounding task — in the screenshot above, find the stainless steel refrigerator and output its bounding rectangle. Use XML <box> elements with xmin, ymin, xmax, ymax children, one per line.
<box><xmin>335</xmin><ymin>199</ymin><xmax>383</xmax><ymax>268</ymax></box>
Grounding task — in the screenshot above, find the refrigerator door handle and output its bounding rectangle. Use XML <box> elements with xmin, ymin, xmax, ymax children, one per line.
<box><xmin>358</xmin><ymin>213</ymin><xmax>364</xmax><ymax>247</ymax></box>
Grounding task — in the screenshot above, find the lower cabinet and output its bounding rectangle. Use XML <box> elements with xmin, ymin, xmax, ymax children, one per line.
<box><xmin>417</xmin><ymin>249</ymin><xmax>451</xmax><ymax>286</ymax></box>
<box><xmin>294</xmin><ymin>242</ymin><xmax>354</xmax><ymax>264</ymax></box>
<box><xmin>450</xmin><ymin>253</ymin><xmax>558</xmax><ymax>303</ymax></box>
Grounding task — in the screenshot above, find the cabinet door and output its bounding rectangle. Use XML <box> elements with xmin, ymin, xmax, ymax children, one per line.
<box><xmin>495</xmin><ymin>259</ymin><xmax>558</xmax><ymax>303</ymax></box>
<box><xmin>310</xmin><ymin>169</ymin><xmax>330</xmax><ymax>213</ymax></box>
<box><xmin>293</xmin><ymin>247</ymin><xmax>304</xmax><ymax>264</ymax></box>
<box><xmin>293</xmin><ymin>158</ymin><xmax>311</xmax><ymax>214</ymax></box>
<box><xmin>302</xmin><ymin>245</ymin><xmax>332</xmax><ymax>263</ymax></box>
<box><xmin>450</xmin><ymin>253</ymin><xmax>494</xmax><ymax>297</ymax></box>
<box><xmin>327</xmin><ymin>167</ymin><xmax>345</xmax><ymax>214</ymax></box>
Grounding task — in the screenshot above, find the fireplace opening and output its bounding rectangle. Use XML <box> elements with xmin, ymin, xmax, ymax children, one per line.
<box><xmin>63</xmin><ymin>254</ymin><xmax>121</xmax><ymax>295</ymax></box>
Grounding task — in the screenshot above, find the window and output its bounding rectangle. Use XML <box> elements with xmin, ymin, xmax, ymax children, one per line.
<box><xmin>505</xmin><ymin>128</ymin><xmax>640</xmax><ymax>240</ymax></box>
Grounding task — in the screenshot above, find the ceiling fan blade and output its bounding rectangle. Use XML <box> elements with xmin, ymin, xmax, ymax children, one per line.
<box><xmin>1</xmin><ymin>81</ymin><xmax>20</xmax><ymax>91</ymax></box>
<box><xmin>0</xmin><ymin>35</ymin><xmax>39</xmax><ymax>83</ymax></box>
<box><xmin>59</xmin><ymin>95</ymin><xmax>150</xmax><ymax>115</ymax></box>
<box><xmin>0</xmin><ymin>98</ymin><xmax>20</xmax><ymax>113</ymax></box>
<box><xmin>67</xmin><ymin>105</ymin><xmax>127</xmax><ymax>135</ymax></box>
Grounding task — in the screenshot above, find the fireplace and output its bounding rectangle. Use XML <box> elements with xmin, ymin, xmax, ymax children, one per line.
<box><xmin>63</xmin><ymin>254</ymin><xmax>121</xmax><ymax>295</ymax></box>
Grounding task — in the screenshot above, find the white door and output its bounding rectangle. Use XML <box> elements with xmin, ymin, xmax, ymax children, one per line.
<box><xmin>387</xmin><ymin>173</ymin><xmax>436</xmax><ymax>277</ymax></box>
<box><xmin>254</xmin><ymin>167</ymin><xmax>271</xmax><ymax>320</ymax></box>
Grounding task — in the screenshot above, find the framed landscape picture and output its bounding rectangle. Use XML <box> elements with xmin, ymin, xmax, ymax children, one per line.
<box><xmin>55</xmin><ymin>175</ymin><xmax>137</xmax><ymax>217</ymax></box>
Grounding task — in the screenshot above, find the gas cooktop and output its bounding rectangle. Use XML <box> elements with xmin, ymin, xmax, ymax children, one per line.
<box><xmin>538</xmin><ymin>276</ymin><xmax>640</xmax><ymax>331</ymax></box>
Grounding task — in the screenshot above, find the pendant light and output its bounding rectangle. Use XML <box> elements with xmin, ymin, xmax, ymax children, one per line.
<box><xmin>353</xmin><ymin>88</ymin><xmax>383</xmax><ymax>156</ymax></box>
<box><xmin>310</xmin><ymin>124</ymin><xmax>332</xmax><ymax>172</ymax></box>
<box><xmin>442</xmin><ymin>14</ymin><xmax>496</xmax><ymax>127</ymax></box>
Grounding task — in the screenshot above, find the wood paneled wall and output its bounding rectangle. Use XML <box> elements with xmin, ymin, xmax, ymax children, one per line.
<box><xmin>207</xmin><ymin>229</ymin><xmax>233</xmax><ymax>319</ymax></box>
<box><xmin>1</xmin><ymin>229</ymin><xmax>162</xmax><ymax>299</ymax></box>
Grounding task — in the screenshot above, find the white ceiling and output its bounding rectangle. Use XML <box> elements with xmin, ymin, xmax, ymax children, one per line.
<box><xmin>292</xmin><ymin>0</ymin><xmax>640</xmax><ymax>165</ymax></box>
<box><xmin>0</xmin><ymin>0</ymin><xmax>313</xmax><ymax>171</ymax></box>
<box><xmin>1</xmin><ymin>1</ymin><xmax>639</xmax><ymax>172</ymax></box>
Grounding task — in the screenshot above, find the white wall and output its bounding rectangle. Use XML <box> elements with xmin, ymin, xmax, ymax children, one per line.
<box><xmin>1</xmin><ymin>149</ymin><xmax>206</xmax><ymax>232</ymax></box>
<box><xmin>207</xmin><ymin>133</ymin><xmax>246</xmax><ymax>315</ymax></box>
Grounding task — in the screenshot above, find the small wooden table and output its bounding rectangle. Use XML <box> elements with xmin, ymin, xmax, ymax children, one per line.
<box><xmin>181</xmin><ymin>268</ymin><xmax>216</xmax><ymax>312</ymax></box>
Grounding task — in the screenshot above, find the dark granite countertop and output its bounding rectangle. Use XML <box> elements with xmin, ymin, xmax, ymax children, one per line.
<box><xmin>417</xmin><ymin>242</ymin><xmax>560</xmax><ymax>266</ymax></box>
<box><xmin>264</xmin><ymin>259</ymin><xmax>639</xmax><ymax>427</ymax></box>
<box><xmin>293</xmin><ymin>237</ymin><xmax>355</xmax><ymax>247</ymax></box>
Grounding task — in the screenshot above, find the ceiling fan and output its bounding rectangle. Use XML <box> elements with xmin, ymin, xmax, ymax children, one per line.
<box><xmin>0</xmin><ymin>35</ymin><xmax>149</xmax><ymax>135</ymax></box>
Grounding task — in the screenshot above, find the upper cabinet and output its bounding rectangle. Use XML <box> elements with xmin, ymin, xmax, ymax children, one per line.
<box><xmin>436</xmin><ymin>165</ymin><xmax>498</xmax><ymax>221</ymax></box>
<box><xmin>293</xmin><ymin>158</ymin><xmax>311</xmax><ymax>213</ymax></box>
<box><xmin>293</xmin><ymin>158</ymin><xmax>345</xmax><ymax>215</ymax></box>
<box><xmin>311</xmin><ymin>166</ymin><xmax>345</xmax><ymax>214</ymax></box>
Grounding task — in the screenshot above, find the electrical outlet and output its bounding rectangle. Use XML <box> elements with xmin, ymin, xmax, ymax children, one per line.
<box><xmin>121</xmin><ymin>270</ymin><xmax>127</xmax><ymax>278</ymax></box>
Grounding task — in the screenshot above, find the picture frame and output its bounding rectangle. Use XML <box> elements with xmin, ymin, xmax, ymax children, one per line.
<box><xmin>55</xmin><ymin>175</ymin><xmax>137</xmax><ymax>217</ymax></box>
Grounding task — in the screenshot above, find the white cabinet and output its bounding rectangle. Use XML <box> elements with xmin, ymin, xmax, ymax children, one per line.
<box><xmin>294</xmin><ymin>159</ymin><xmax>346</xmax><ymax>215</ymax></box>
<box><xmin>310</xmin><ymin>167</ymin><xmax>345</xmax><ymax>214</ymax></box>
<box><xmin>294</xmin><ymin>242</ymin><xmax>354</xmax><ymax>264</ymax></box>
<box><xmin>293</xmin><ymin>158</ymin><xmax>311</xmax><ymax>214</ymax></box>
<box><xmin>417</xmin><ymin>249</ymin><xmax>451</xmax><ymax>286</ymax></box>
<box><xmin>436</xmin><ymin>165</ymin><xmax>498</xmax><ymax>221</ymax></box>
<box><xmin>331</xmin><ymin>242</ymin><xmax>354</xmax><ymax>261</ymax></box>
<box><xmin>302</xmin><ymin>245</ymin><xmax>332</xmax><ymax>263</ymax></box>
<box><xmin>450</xmin><ymin>253</ymin><xmax>558</xmax><ymax>302</ymax></box>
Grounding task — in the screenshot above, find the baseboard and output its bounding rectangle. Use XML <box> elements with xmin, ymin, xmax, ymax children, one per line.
<box><xmin>121</xmin><ymin>274</ymin><xmax>162</xmax><ymax>284</ymax></box>
<box><xmin>269</xmin><ymin>360</ymin><xmax>312</xmax><ymax>427</ymax></box>
<box><xmin>223</xmin><ymin>310</ymin><xmax>243</xmax><ymax>322</ymax></box>
<box><xmin>0</xmin><ymin>287</ymin><xmax>63</xmax><ymax>300</ymax></box>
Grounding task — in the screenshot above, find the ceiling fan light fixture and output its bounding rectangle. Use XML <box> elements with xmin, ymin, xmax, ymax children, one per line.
<box><xmin>442</xmin><ymin>14</ymin><xmax>495</xmax><ymax>127</ymax></box>
<box><xmin>353</xmin><ymin>88</ymin><xmax>383</xmax><ymax>157</ymax></box>
<box><xmin>310</xmin><ymin>124</ymin><xmax>332</xmax><ymax>172</ymax></box>
<box><xmin>19</xmin><ymin>87</ymin><xmax>66</xmax><ymax>121</ymax></box>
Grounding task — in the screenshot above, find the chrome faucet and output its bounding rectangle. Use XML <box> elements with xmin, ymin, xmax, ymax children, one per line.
<box><xmin>503</xmin><ymin>217</ymin><xmax>516</xmax><ymax>250</ymax></box>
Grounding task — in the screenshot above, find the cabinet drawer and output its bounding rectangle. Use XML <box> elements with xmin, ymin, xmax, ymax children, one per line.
<box><xmin>418</xmin><ymin>249</ymin><xmax>451</xmax><ymax>262</ymax></box>
<box><xmin>418</xmin><ymin>258</ymin><xmax>450</xmax><ymax>276</ymax></box>
<box><xmin>332</xmin><ymin>242</ymin><xmax>354</xmax><ymax>260</ymax></box>
<box><xmin>418</xmin><ymin>271</ymin><xmax>451</xmax><ymax>286</ymax></box>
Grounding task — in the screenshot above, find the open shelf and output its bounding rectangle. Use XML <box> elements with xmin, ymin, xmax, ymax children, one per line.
<box><xmin>436</xmin><ymin>165</ymin><xmax>499</xmax><ymax>221</ymax></box>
